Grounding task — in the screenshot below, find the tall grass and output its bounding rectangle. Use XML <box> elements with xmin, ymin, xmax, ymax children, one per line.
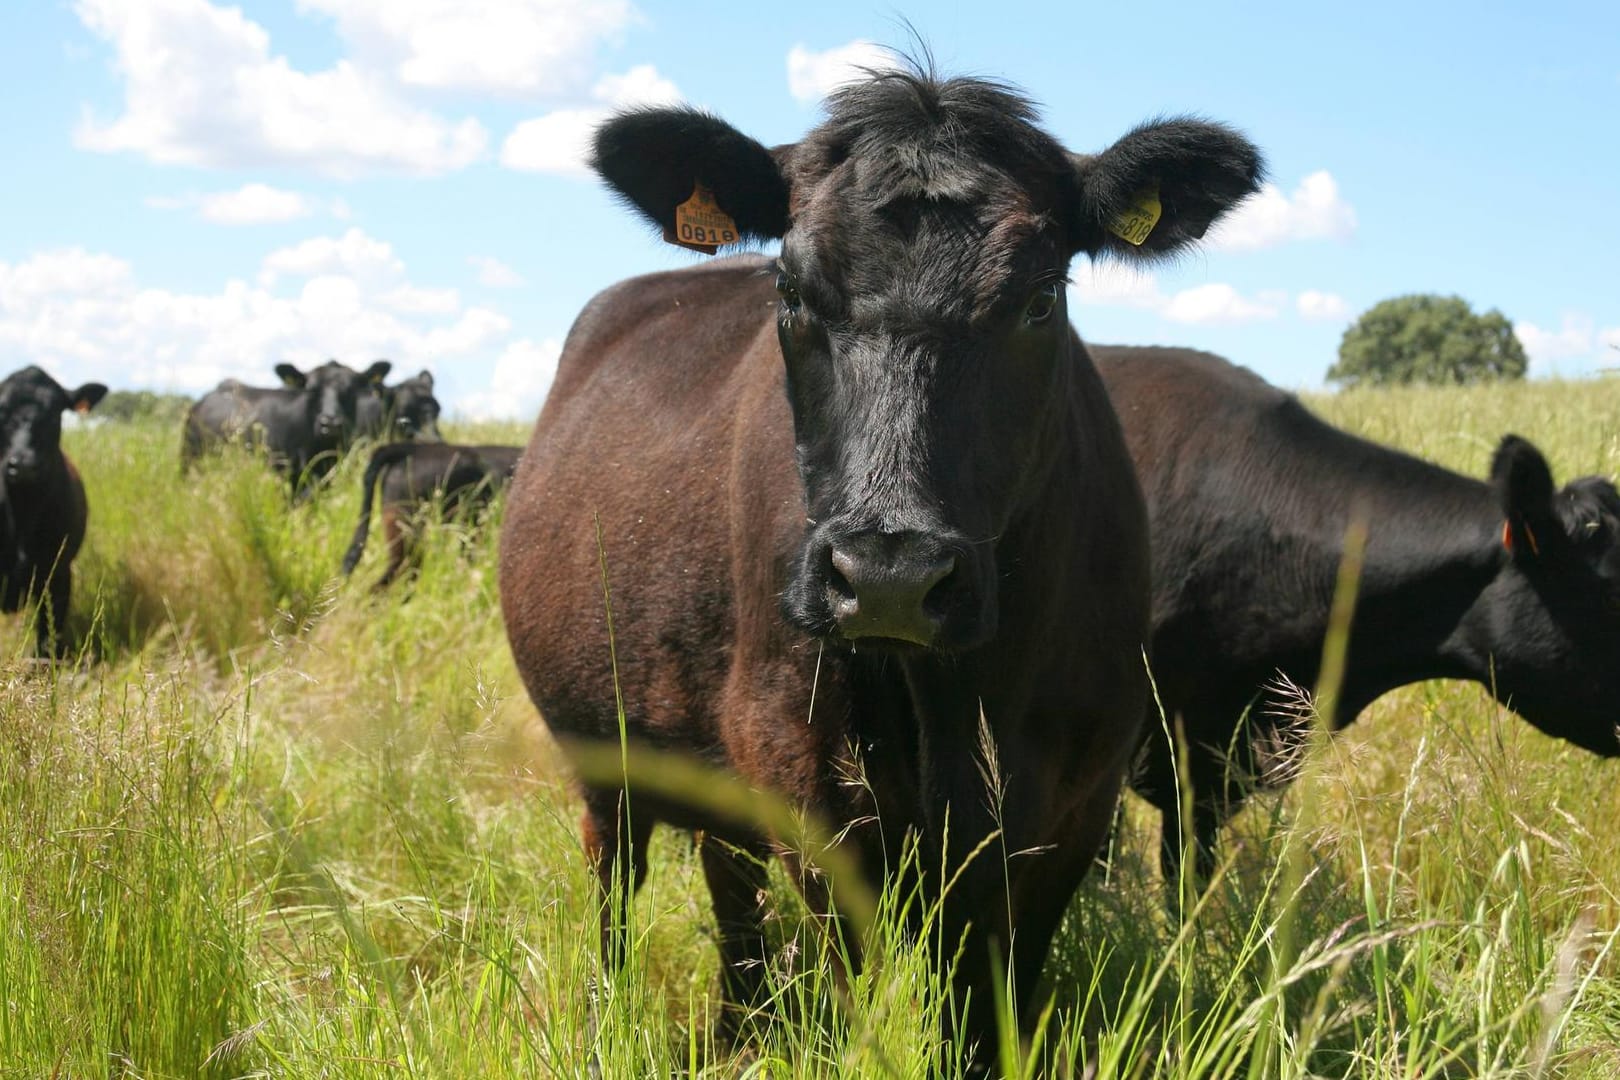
<box><xmin>0</xmin><ymin>378</ymin><xmax>1616</xmax><ymax>1076</ymax></box>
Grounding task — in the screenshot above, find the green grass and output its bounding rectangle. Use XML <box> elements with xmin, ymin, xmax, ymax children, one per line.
<box><xmin>1</xmin><ymin>380</ymin><xmax>1618</xmax><ymax>1078</ymax></box>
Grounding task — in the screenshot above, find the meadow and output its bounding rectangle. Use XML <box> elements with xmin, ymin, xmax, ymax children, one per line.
<box><xmin>2</xmin><ymin>375</ymin><xmax>1618</xmax><ymax>1078</ymax></box>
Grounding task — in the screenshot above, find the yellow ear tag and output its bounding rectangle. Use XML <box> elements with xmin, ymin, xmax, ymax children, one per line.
<box><xmin>1106</xmin><ymin>186</ymin><xmax>1162</xmax><ymax>247</ymax></box>
<box><xmin>665</xmin><ymin>184</ymin><xmax>740</xmax><ymax>254</ymax></box>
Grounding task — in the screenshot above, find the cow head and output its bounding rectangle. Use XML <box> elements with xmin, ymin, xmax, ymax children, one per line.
<box><xmin>594</xmin><ymin>67</ymin><xmax>1262</xmax><ymax>649</ymax></box>
<box><xmin>387</xmin><ymin>370</ymin><xmax>443</xmax><ymax>442</ymax></box>
<box><xmin>1474</xmin><ymin>435</ymin><xmax>1620</xmax><ymax>755</ymax></box>
<box><xmin>0</xmin><ymin>366</ymin><xmax>106</xmax><ymax>487</ymax></box>
<box><xmin>275</xmin><ymin>359</ymin><xmax>392</xmax><ymax>446</ymax></box>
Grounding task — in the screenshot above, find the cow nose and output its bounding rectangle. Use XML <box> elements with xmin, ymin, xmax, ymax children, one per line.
<box><xmin>4</xmin><ymin>455</ymin><xmax>37</xmax><ymax>482</ymax></box>
<box><xmin>316</xmin><ymin>415</ymin><xmax>344</xmax><ymax>435</ymax></box>
<box><xmin>826</xmin><ymin>536</ymin><xmax>957</xmax><ymax>646</ymax></box>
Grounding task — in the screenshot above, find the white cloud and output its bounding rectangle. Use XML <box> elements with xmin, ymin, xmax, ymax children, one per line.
<box><xmin>298</xmin><ymin>0</ymin><xmax>635</xmax><ymax>98</ymax></box>
<box><xmin>456</xmin><ymin>337</ymin><xmax>560</xmax><ymax>419</ymax></box>
<box><xmin>74</xmin><ymin>0</ymin><xmax>487</xmax><ymax>177</ymax></box>
<box><xmin>468</xmin><ymin>256</ymin><xmax>525</xmax><ymax>288</ymax></box>
<box><xmin>0</xmin><ymin>238</ymin><xmax>510</xmax><ymax>394</ymax></box>
<box><xmin>786</xmin><ymin>40</ymin><xmax>898</xmax><ymax>104</ymax></box>
<box><xmin>1296</xmin><ymin>290</ymin><xmax>1350</xmax><ymax>321</ymax></box>
<box><xmin>1209</xmin><ymin>170</ymin><xmax>1357</xmax><ymax>252</ymax></box>
<box><xmin>146</xmin><ymin>183</ymin><xmax>351</xmax><ymax>225</ymax></box>
<box><xmin>1069</xmin><ymin>261</ymin><xmax>1166</xmax><ymax>309</ymax></box>
<box><xmin>1162</xmin><ymin>283</ymin><xmax>1282</xmax><ymax>325</ymax></box>
<box><xmin>1515</xmin><ymin>314</ymin><xmax>1593</xmax><ymax>365</ymax></box>
<box><xmin>501</xmin><ymin>64</ymin><xmax>680</xmax><ymax>177</ymax></box>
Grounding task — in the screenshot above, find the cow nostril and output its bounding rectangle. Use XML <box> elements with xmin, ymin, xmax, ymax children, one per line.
<box><xmin>920</xmin><ymin>553</ymin><xmax>957</xmax><ymax>603</ymax></box>
<box><xmin>826</xmin><ymin>547</ymin><xmax>857</xmax><ymax>605</ymax></box>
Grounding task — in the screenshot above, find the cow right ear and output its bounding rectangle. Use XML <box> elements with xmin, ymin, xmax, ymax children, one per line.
<box><xmin>592</xmin><ymin>107</ymin><xmax>791</xmax><ymax>250</ymax></box>
<box><xmin>275</xmin><ymin>364</ymin><xmax>307</xmax><ymax>389</ymax></box>
<box><xmin>1491</xmin><ymin>434</ymin><xmax>1560</xmax><ymax>559</ymax></box>
<box><xmin>70</xmin><ymin>383</ymin><xmax>109</xmax><ymax>414</ymax></box>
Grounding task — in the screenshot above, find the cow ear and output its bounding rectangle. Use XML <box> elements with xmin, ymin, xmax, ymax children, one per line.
<box><xmin>70</xmin><ymin>383</ymin><xmax>109</xmax><ymax>414</ymax></box>
<box><xmin>592</xmin><ymin>106</ymin><xmax>790</xmax><ymax>249</ymax></box>
<box><xmin>276</xmin><ymin>364</ymin><xmax>307</xmax><ymax>389</ymax></box>
<box><xmin>1491</xmin><ymin>435</ymin><xmax>1559</xmax><ymax>559</ymax></box>
<box><xmin>363</xmin><ymin>361</ymin><xmax>392</xmax><ymax>385</ymax></box>
<box><xmin>1066</xmin><ymin>118</ymin><xmax>1264</xmax><ymax>259</ymax></box>
<box><xmin>416</xmin><ymin>370</ymin><xmax>433</xmax><ymax>389</ymax></box>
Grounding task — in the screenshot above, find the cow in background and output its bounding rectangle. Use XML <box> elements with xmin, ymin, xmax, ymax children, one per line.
<box><xmin>181</xmin><ymin>360</ymin><xmax>390</xmax><ymax>496</ymax></box>
<box><xmin>342</xmin><ymin>441</ymin><xmax>521</xmax><ymax>588</ymax></box>
<box><xmin>1092</xmin><ymin>345</ymin><xmax>1620</xmax><ymax>884</ymax></box>
<box><xmin>0</xmin><ymin>366</ymin><xmax>108</xmax><ymax>656</ymax></box>
<box><xmin>355</xmin><ymin>367</ymin><xmax>443</xmax><ymax>443</ymax></box>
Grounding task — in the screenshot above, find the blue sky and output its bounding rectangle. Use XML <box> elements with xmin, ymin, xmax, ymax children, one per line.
<box><xmin>2</xmin><ymin>0</ymin><xmax>1617</xmax><ymax>419</ymax></box>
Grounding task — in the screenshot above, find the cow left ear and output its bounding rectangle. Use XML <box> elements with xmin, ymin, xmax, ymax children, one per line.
<box><xmin>70</xmin><ymin>383</ymin><xmax>109</xmax><ymax>414</ymax></box>
<box><xmin>1491</xmin><ymin>434</ymin><xmax>1559</xmax><ymax>559</ymax></box>
<box><xmin>276</xmin><ymin>364</ymin><xmax>308</xmax><ymax>389</ymax></box>
<box><xmin>363</xmin><ymin>361</ymin><xmax>393</xmax><ymax>385</ymax></box>
<box><xmin>1066</xmin><ymin>118</ymin><xmax>1264</xmax><ymax>259</ymax></box>
<box><xmin>416</xmin><ymin>370</ymin><xmax>433</xmax><ymax>389</ymax></box>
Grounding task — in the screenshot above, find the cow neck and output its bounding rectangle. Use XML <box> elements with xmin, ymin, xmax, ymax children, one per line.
<box><xmin>1306</xmin><ymin>449</ymin><xmax>1505</xmax><ymax>722</ymax></box>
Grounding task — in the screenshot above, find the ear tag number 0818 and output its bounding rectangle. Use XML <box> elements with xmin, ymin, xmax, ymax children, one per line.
<box><xmin>666</xmin><ymin>184</ymin><xmax>739</xmax><ymax>254</ymax></box>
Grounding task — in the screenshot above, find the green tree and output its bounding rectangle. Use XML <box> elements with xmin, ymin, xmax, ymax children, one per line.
<box><xmin>1329</xmin><ymin>294</ymin><xmax>1528</xmax><ymax>387</ymax></box>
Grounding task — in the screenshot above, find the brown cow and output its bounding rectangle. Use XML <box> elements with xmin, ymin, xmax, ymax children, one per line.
<box><xmin>500</xmin><ymin>66</ymin><xmax>1261</xmax><ymax>1068</ymax></box>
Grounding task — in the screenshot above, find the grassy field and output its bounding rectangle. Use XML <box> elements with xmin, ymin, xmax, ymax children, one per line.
<box><xmin>2</xmin><ymin>377</ymin><xmax>1618</xmax><ymax>1078</ymax></box>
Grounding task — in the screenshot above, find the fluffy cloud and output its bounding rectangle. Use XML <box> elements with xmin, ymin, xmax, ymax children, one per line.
<box><xmin>1209</xmin><ymin>171</ymin><xmax>1357</xmax><ymax>252</ymax></box>
<box><xmin>1071</xmin><ymin>263</ymin><xmax>1283</xmax><ymax>325</ymax></box>
<box><xmin>1162</xmin><ymin>283</ymin><xmax>1282</xmax><ymax>325</ymax></box>
<box><xmin>74</xmin><ymin>0</ymin><xmax>487</xmax><ymax>176</ymax></box>
<box><xmin>501</xmin><ymin>64</ymin><xmax>680</xmax><ymax>177</ymax></box>
<box><xmin>0</xmin><ymin>235</ymin><xmax>510</xmax><ymax>395</ymax></box>
<box><xmin>147</xmin><ymin>183</ymin><xmax>351</xmax><ymax>225</ymax></box>
<box><xmin>1069</xmin><ymin>261</ymin><xmax>1165</xmax><ymax>310</ymax></box>
<box><xmin>1296</xmin><ymin>290</ymin><xmax>1350</xmax><ymax>321</ymax></box>
<box><xmin>298</xmin><ymin>0</ymin><xmax>635</xmax><ymax>98</ymax></box>
<box><xmin>1514</xmin><ymin>314</ymin><xmax>1620</xmax><ymax>376</ymax></box>
<box><xmin>456</xmin><ymin>337</ymin><xmax>561</xmax><ymax>419</ymax></box>
<box><xmin>786</xmin><ymin>40</ymin><xmax>898</xmax><ymax>104</ymax></box>
<box><xmin>468</xmin><ymin>256</ymin><xmax>525</xmax><ymax>289</ymax></box>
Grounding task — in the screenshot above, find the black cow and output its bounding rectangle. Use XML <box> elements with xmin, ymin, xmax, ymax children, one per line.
<box><xmin>355</xmin><ymin>368</ymin><xmax>443</xmax><ymax>443</ymax></box>
<box><xmin>0</xmin><ymin>366</ymin><xmax>107</xmax><ymax>656</ymax></box>
<box><xmin>342</xmin><ymin>441</ymin><xmax>521</xmax><ymax>588</ymax></box>
<box><xmin>1092</xmin><ymin>345</ymin><xmax>1620</xmax><ymax>883</ymax></box>
<box><xmin>181</xmin><ymin>360</ymin><xmax>390</xmax><ymax>495</ymax></box>
<box><xmin>499</xmin><ymin>67</ymin><xmax>1261</xmax><ymax>1068</ymax></box>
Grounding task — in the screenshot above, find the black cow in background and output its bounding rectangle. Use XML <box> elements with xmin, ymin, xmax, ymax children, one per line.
<box><xmin>354</xmin><ymin>367</ymin><xmax>444</xmax><ymax>443</ymax></box>
<box><xmin>341</xmin><ymin>441</ymin><xmax>521</xmax><ymax>588</ymax></box>
<box><xmin>181</xmin><ymin>360</ymin><xmax>390</xmax><ymax>496</ymax></box>
<box><xmin>1091</xmin><ymin>345</ymin><xmax>1620</xmax><ymax>884</ymax></box>
<box><xmin>0</xmin><ymin>366</ymin><xmax>107</xmax><ymax>656</ymax></box>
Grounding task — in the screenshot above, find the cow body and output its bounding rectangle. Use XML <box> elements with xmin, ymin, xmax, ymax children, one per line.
<box><xmin>0</xmin><ymin>366</ymin><xmax>107</xmax><ymax>656</ymax></box>
<box><xmin>181</xmin><ymin>360</ymin><xmax>390</xmax><ymax>495</ymax></box>
<box><xmin>1092</xmin><ymin>346</ymin><xmax>1620</xmax><ymax>879</ymax></box>
<box><xmin>342</xmin><ymin>441</ymin><xmax>521</xmax><ymax>587</ymax></box>
<box><xmin>500</xmin><ymin>68</ymin><xmax>1261</xmax><ymax>1067</ymax></box>
<box><xmin>356</xmin><ymin>368</ymin><xmax>443</xmax><ymax>443</ymax></box>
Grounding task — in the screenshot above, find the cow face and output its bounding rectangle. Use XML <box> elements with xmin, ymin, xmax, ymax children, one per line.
<box><xmin>594</xmin><ymin>69</ymin><xmax>1261</xmax><ymax>650</ymax></box>
<box><xmin>389</xmin><ymin>371</ymin><xmax>443</xmax><ymax>442</ymax></box>
<box><xmin>1479</xmin><ymin>435</ymin><xmax>1620</xmax><ymax>755</ymax></box>
<box><xmin>276</xmin><ymin>360</ymin><xmax>392</xmax><ymax>446</ymax></box>
<box><xmin>0</xmin><ymin>366</ymin><xmax>106</xmax><ymax>487</ymax></box>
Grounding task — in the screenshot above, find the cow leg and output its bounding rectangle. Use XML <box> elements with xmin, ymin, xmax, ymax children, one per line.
<box><xmin>581</xmin><ymin>788</ymin><xmax>654</xmax><ymax>976</ymax></box>
<box><xmin>373</xmin><ymin>508</ymin><xmax>409</xmax><ymax>590</ymax></box>
<box><xmin>699</xmin><ymin>833</ymin><xmax>773</xmax><ymax>1042</ymax></box>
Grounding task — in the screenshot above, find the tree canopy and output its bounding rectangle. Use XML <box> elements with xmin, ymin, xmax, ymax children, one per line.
<box><xmin>1329</xmin><ymin>294</ymin><xmax>1528</xmax><ymax>387</ymax></box>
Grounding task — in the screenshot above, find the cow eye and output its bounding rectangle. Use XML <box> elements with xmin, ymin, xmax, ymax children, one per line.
<box><xmin>1023</xmin><ymin>283</ymin><xmax>1060</xmax><ymax>325</ymax></box>
<box><xmin>775</xmin><ymin>271</ymin><xmax>802</xmax><ymax>313</ymax></box>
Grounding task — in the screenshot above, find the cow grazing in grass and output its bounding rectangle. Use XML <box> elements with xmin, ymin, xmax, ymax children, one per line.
<box><xmin>0</xmin><ymin>366</ymin><xmax>107</xmax><ymax>656</ymax></box>
<box><xmin>356</xmin><ymin>368</ymin><xmax>444</xmax><ymax>444</ymax></box>
<box><xmin>342</xmin><ymin>441</ymin><xmax>521</xmax><ymax>588</ymax></box>
<box><xmin>499</xmin><ymin>66</ymin><xmax>1262</xmax><ymax>1067</ymax></box>
<box><xmin>181</xmin><ymin>360</ymin><xmax>390</xmax><ymax>496</ymax></box>
<box><xmin>1091</xmin><ymin>345</ymin><xmax>1620</xmax><ymax>883</ymax></box>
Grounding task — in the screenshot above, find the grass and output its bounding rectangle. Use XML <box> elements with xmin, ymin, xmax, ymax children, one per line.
<box><xmin>1</xmin><ymin>378</ymin><xmax>1617</xmax><ymax>1077</ymax></box>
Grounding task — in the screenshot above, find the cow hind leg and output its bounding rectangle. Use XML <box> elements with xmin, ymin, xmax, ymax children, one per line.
<box><xmin>373</xmin><ymin>508</ymin><xmax>410</xmax><ymax>590</ymax></box>
<box><xmin>699</xmin><ymin>833</ymin><xmax>774</xmax><ymax>1043</ymax></box>
<box><xmin>581</xmin><ymin>788</ymin><xmax>654</xmax><ymax>977</ymax></box>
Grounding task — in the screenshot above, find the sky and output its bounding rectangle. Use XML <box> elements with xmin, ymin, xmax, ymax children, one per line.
<box><xmin>2</xmin><ymin>0</ymin><xmax>1617</xmax><ymax>420</ymax></box>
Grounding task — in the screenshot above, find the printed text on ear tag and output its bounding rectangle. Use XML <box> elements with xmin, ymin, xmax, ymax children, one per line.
<box><xmin>1106</xmin><ymin>186</ymin><xmax>1162</xmax><ymax>247</ymax></box>
<box><xmin>665</xmin><ymin>184</ymin><xmax>739</xmax><ymax>254</ymax></box>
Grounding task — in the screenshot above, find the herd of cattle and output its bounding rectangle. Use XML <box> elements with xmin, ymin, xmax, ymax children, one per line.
<box><xmin>3</xmin><ymin>65</ymin><xmax>1617</xmax><ymax>1072</ymax></box>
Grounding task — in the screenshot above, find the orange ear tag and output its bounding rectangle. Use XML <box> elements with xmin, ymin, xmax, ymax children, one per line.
<box><xmin>1501</xmin><ymin>520</ymin><xmax>1513</xmax><ymax>552</ymax></box>
<box><xmin>1502</xmin><ymin>519</ymin><xmax>1541</xmax><ymax>556</ymax></box>
<box><xmin>664</xmin><ymin>184</ymin><xmax>739</xmax><ymax>254</ymax></box>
